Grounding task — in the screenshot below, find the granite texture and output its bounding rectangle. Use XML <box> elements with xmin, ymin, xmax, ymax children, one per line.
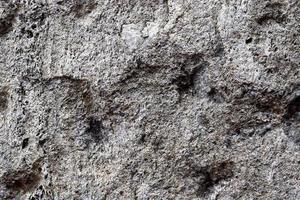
<box><xmin>0</xmin><ymin>0</ymin><xmax>299</xmax><ymax>199</ymax></box>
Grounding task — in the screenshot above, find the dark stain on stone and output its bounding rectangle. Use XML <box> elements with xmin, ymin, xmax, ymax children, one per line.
<box><xmin>214</xmin><ymin>42</ymin><xmax>225</xmax><ymax>57</ymax></box>
<box><xmin>3</xmin><ymin>171</ymin><xmax>40</xmax><ymax>192</ymax></box>
<box><xmin>172</xmin><ymin>65</ymin><xmax>204</xmax><ymax>94</ymax></box>
<box><xmin>71</xmin><ymin>0</ymin><xmax>97</xmax><ymax>18</ymax></box>
<box><xmin>285</xmin><ymin>95</ymin><xmax>300</xmax><ymax>120</ymax></box>
<box><xmin>138</xmin><ymin>133</ymin><xmax>146</xmax><ymax>144</ymax></box>
<box><xmin>196</xmin><ymin>160</ymin><xmax>234</xmax><ymax>196</ymax></box>
<box><xmin>86</xmin><ymin>117</ymin><xmax>106</xmax><ymax>142</ymax></box>
<box><xmin>283</xmin><ymin>93</ymin><xmax>300</xmax><ymax>145</ymax></box>
<box><xmin>254</xmin><ymin>94</ymin><xmax>284</xmax><ymax>115</ymax></box>
<box><xmin>1</xmin><ymin>160</ymin><xmax>42</xmax><ymax>195</ymax></box>
<box><xmin>0</xmin><ymin>90</ymin><xmax>9</xmax><ymax>112</ymax></box>
<box><xmin>0</xmin><ymin>14</ymin><xmax>16</xmax><ymax>36</ymax></box>
<box><xmin>172</xmin><ymin>53</ymin><xmax>207</xmax><ymax>94</ymax></box>
<box><xmin>180</xmin><ymin>53</ymin><xmax>204</xmax><ymax>67</ymax></box>
<box><xmin>256</xmin><ymin>13</ymin><xmax>286</xmax><ymax>25</ymax></box>
<box><xmin>0</xmin><ymin>14</ymin><xmax>15</xmax><ymax>36</ymax></box>
<box><xmin>0</xmin><ymin>4</ymin><xmax>19</xmax><ymax>37</ymax></box>
<box><xmin>255</xmin><ymin>3</ymin><xmax>287</xmax><ymax>25</ymax></box>
<box><xmin>171</xmin><ymin>68</ymin><xmax>194</xmax><ymax>93</ymax></box>
<box><xmin>207</xmin><ymin>87</ymin><xmax>225</xmax><ymax>103</ymax></box>
<box><xmin>178</xmin><ymin>160</ymin><xmax>234</xmax><ymax>196</ymax></box>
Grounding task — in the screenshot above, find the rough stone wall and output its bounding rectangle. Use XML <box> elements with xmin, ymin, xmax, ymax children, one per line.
<box><xmin>0</xmin><ymin>0</ymin><xmax>299</xmax><ymax>199</ymax></box>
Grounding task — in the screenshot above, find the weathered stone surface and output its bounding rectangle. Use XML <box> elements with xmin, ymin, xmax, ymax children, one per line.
<box><xmin>0</xmin><ymin>0</ymin><xmax>299</xmax><ymax>199</ymax></box>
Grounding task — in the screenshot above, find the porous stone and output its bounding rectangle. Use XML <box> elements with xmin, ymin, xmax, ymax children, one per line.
<box><xmin>0</xmin><ymin>0</ymin><xmax>299</xmax><ymax>199</ymax></box>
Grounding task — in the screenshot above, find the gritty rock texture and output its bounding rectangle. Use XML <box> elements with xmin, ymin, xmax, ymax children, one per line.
<box><xmin>0</xmin><ymin>0</ymin><xmax>299</xmax><ymax>199</ymax></box>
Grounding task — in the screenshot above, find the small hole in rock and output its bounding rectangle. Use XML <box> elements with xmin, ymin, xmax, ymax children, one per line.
<box><xmin>38</xmin><ymin>139</ymin><xmax>47</xmax><ymax>146</ymax></box>
<box><xmin>22</xmin><ymin>138</ymin><xmax>29</xmax><ymax>149</ymax></box>
<box><xmin>283</xmin><ymin>94</ymin><xmax>300</xmax><ymax>145</ymax></box>
<box><xmin>20</xmin><ymin>27</ymin><xmax>26</xmax><ymax>34</ymax></box>
<box><xmin>245</xmin><ymin>38</ymin><xmax>253</xmax><ymax>44</ymax></box>
<box><xmin>285</xmin><ymin>95</ymin><xmax>300</xmax><ymax>120</ymax></box>
<box><xmin>138</xmin><ymin>134</ymin><xmax>146</xmax><ymax>144</ymax></box>
<box><xmin>207</xmin><ymin>87</ymin><xmax>217</xmax><ymax>96</ymax></box>
<box><xmin>27</xmin><ymin>30</ymin><xmax>33</xmax><ymax>38</ymax></box>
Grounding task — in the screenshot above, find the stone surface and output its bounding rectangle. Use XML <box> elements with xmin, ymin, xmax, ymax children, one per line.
<box><xmin>0</xmin><ymin>0</ymin><xmax>299</xmax><ymax>199</ymax></box>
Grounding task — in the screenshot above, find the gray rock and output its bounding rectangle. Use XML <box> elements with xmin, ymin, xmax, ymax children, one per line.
<box><xmin>0</xmin><ymin>0</ymin><xmax>299</xmax><ymax>199</ymax></box>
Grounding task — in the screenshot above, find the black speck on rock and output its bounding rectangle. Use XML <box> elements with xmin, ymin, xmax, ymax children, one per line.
<box><xmin>245</xmin><ymin>37</ymin><xmax>253</xmax><ymax>44</ymax></box>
